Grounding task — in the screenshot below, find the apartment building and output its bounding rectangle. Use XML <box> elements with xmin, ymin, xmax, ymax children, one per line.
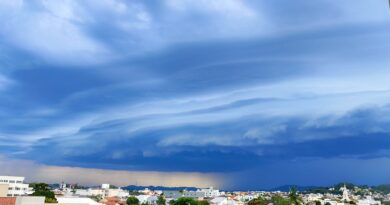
<box><xmin>0</xmin><ymin>176</ymin><xmax>31</xmax><ymax>196</ymax></box>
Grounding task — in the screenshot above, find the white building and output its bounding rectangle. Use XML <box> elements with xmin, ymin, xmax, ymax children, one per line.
<box><xmin>198</xmin><ymin>187</ymin><xmax>221</xmax><ymax>198</ymax></box>
<box><xmin>15</xmin><ymin>196</ymin><xmax>45</xmax><ymax>205</ymax></box>
<box><xmin>74</xmin><ymin>184</ymin><xmax>129</xmax><ymax>198</ymax></box>
<box><xmin>106</xmin><ymin>188</ymin><xmax>129</xmax><ymax>198</ymax></box>
<box><xmin>0</xmin><ymin>176</ymin><xmax>31</xmax><ymax>196</ymax></box>
<box><xmin>102</xmin><ymin>184</ymin><xmax>110</xmax><ymax>189</ymax></box>
<box><xmin>242</xmin><ymin>195</ymin><xmax>256</xmax><ymax>202</ymax></box>
<box><xmin>137</xmin><ymin>195</ymin><xmax>158</xmax><ymax>205</ymax></box>
<box><xmin>357</xmin><ymin>196</ymin><xmax>381</xmax><ymax>205</ymax></box>
<box><xmin>210</xmin><ymin>197</ymin><xmax>237</xmax><ymax>205</ymax></box>
<box><xmin>57</xmin><ymin>197</ymin><xmax>103</xmax><ymax>205</ymax></box>
<box><xmin>211</xmin><ymin>197</ymin><xmax>228</xmax><ymax>205</ymax></box>
<box><xmin>340</xmin><ymin>184</ymin><xmax>350</xmax><ymax>202</ymax></box>
<box><xmin>75</xmin><ymin>188</ymin><xmax>101</xmax><ymax>196</ymax></box>
<box><xmin>303</xmin><ymin>193</ymin><xmax>323</xmax><ymax>203</ymax></box>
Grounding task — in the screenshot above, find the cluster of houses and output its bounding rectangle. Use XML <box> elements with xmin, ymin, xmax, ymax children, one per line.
<box><xmin>55</xmin><ymin>183</ymin><xmax>224</xmax><ymax>205</ymax></box>
<box><xmin>0</xmin><ymin>175</ymin><xmax>389</xmax><ymax>205</ymax></box>
<box><xmin>301</xmin><ymin>185</ymin><xmax>382</xmax><ymax>205</ymax></box>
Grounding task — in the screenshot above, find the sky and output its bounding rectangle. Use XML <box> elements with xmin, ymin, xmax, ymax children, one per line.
<box><xmin>0</xmin><ymin>0</ymin><xmax>390</xmax><ymax>190</ymax></box>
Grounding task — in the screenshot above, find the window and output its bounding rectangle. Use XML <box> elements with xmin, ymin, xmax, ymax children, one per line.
<box><xmin>16</xmin><ymin>181</ymin><xmax>22</xmax><ymax>183</ymax></box>
<box><xmin>9</xmin><ymin>180</ymin><xmax>15</xmax><ymax>183</ymax></box>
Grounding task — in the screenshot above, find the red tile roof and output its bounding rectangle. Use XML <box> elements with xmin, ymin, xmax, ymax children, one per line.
<box><xmin>0</xmin><ymin>197</ymin><xmax>16</xmax><ymax>205</ymax></box>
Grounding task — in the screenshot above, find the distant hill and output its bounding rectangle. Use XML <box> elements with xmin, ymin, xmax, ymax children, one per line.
<box><xmin>268</xmin><ymin>185</ymin><xmax>320</xmax><ymax>192</ymax></box>
<box><xmin>372</xmin><ymin>184</ymin><xmax>390</xmax><ymax>194</ymax></box>
<box><xmin>122</xmin><ymin>185</ymin><xmax>198</xmax><ymax>191</ymax></box>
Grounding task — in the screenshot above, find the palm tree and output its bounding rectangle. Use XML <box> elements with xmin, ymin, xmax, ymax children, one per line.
<box><xmin>289</xmin><ymin>187</ymin><xmax>301</xmax><ymax>205</ymax></box>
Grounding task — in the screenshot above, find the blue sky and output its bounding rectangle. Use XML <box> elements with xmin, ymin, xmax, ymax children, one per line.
<box><xmin>1</xmin><ymin>0</ymin><xmax>390</xmax><ymax>190</ymax></box>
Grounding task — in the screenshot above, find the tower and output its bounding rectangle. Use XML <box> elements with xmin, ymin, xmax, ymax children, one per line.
<box><xmin>340</xmin><ymin>184</ymin><xmax>350</xmax><ymax>202</ymax></box>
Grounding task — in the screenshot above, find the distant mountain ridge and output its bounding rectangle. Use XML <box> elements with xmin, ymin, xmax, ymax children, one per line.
<box><xmin>267</xmin><ymin>185</ymin><xmax>320</xmax><ymax>192</ymax></box>
<box><xmin>122</xmin><ymin>184</ymin><xmax>318</xmax><ymax>192</ymax></box>
<box><xmin>123</xmin><ymin>185</ymin><xmax>198</xmax><ymax>191</ymax></box>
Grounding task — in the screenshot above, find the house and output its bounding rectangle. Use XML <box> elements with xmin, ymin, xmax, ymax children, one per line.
<box><xmin>198</xmin><ymin>187</ymin><xmax>221</xmax><ymax>198</ymax></box>
<box><xmin>357</xmin><ymin>196</ymin><xmax>381</xmax><ymax>205</ymax></box>
<box><xmin>163</xmin><ymin>190</ymin><xmax>204</xmax><ymax>199</ymax></box>
<box><xmin>0</xmin><ymin>197</ymin><xmax>16</xmax><ymax>205</ymax></box>
<box><xmin>100</xmin><ymin>197</ymin><xmax>125</xmax><ymax>205</ymax></box>
<box><xmin>136</xmin><ymin>195</ymin><xmax>158</xmax><ymax>205</ymax></box>
<box><xmin>211</xmin><ymin>197</ymin><xmax>228</xmax><ymax>205</ymax></box>
<box><xmin>0</xmin><ymin>176</ymin><xmax>32</xmax><ymax>196</ymax></box>
<box><xmin>0</xmin><ymin>196</ymin><xmax>45</xmax><ymax>205</ymax></box>
<box><xmin>210</xmin><ymin>197</ymin><xmax>237</xmax><ymax>205</ymax></box>
<box><xmin>57</xmin><ymin>197</ymin><xmax>103</xmax><ymax>205</ymax></box>
<box><xmin>1</xmin><ymin>184</ymin><xmax>10</xmax><ymax>197</ymax></box>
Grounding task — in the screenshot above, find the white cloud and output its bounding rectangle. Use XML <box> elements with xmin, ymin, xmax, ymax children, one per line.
<box><xmin>166</xmin><ymin>0</ymin><xmax>256</xmax><ymax>17</ymax></box>
<box><xmin>158</xmin><ymin>134</ymin><xmax>239</xmax><ymax>147</ymax></box>
<box><xmin>1</xmin><ymin>0</ymin><xmax>388</xmax><ymax>66</ymax></box>
<box><xmin>7</xmin><ymin>69</ymin><xmax>390</xmax><ymax>149</ymax></box>
<box><xmin>0</xmin><ymin>0</ymin><xmax>162</xmax><ymax>65</ymax></box>
<box><xmin>0</xmin><ymin>74</ymin><xmax>13</xmax><ymax>91</ymax></box>
<box><xmin>0</xmin><ymin>2</ymin><xmax>108</xmax><ymax>65</ymax></box>
<box><xmin>244</xmin><ymin>125</ymin><xmax>287</xmax><ymax>145</ymax></box>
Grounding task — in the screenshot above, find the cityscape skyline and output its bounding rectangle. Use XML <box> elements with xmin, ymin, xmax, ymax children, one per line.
<box><xmin>1</xmin><ymin>0</ymin><xmax>390</xmax><ymax>190</ymax></box>
<box><xmin>2</xmin><ymin>174</ymin><xmax>388</xmax><ymax>205</ymax></box>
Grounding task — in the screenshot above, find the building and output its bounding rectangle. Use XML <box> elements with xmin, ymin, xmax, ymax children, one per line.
<box><xmin>57</xmin><ymin>197</ymin><xmax>103</xmax><ymax>205</ymax></box>
<box><xmin>15</xmin><ymin>196</ymin><xmax>45</xmax><ymax>205</ymax></box>
<box><xmin>163</xmin><ymin>190</ymin><xmax>204</xmax><ymax>199</ymax></box>
<box><xmin>211</xmin><ymin>197</ymin><xmax>228</xmax><ymax>205</ymax></box>
<box><xmin>100</xmin><ymin>196</ymin><xmax>125</xmax><ymax>205</ymax></box>
<box><xmin>0</xmin><ymin>176</ymin><xmax>31</xmax><ymax>196</ymax></box>
<box><xmin>210</xmin><ymin>197</ymin><xmax>237</xmax><ymax>205</ymax></box>
<box><xmin>0</xmin><ymin>196</ymin><xmax>45</xmax><ymax>205</ymax></box>
<box><xmin>0</xmin><ymin>197</ymin><xmax>16</xmax><ymax>205</ymax></box>
<box><xmin>136</xmin><ymin>195</ymin><xmax>158</xmax><ymax>205</ymax></box>
<box><xmin>162</xmin><ymin>191</ymin><xmax>183</xmax><ymax>199</ymax></box>
<box><xmin>340</xmin><ymin>184</ymin><xmax>350</xmax><ymax>202</ymax></box>
<box><xmin>74</xmin><ymin>184</ymin><xmax>129</xmax><ymax>199</ymax></box>
<box><xmin>1</xmin><ymin>184</ymin><xmax>9</xmax><ymax>197</ymax></box>
<box><xmin>198</xmin><ymin>187</ymin><xmax>221</xmax><ymax>198</ymax></box>
<box><xmin>102</xmin><ymin>184</ymin><xmax>110</xmax><ymax>189</ymax></box>
<box><xmin>357</xmin><ymin>196</ymin><xmax>381</xmax><ymax>205</ymax></box>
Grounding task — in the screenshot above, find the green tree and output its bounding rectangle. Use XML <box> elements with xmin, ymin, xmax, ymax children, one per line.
<box><xmin>30</xmin><ymin>183</ymin><xmax>57</xmax><ymax>203</ymax></box>
<box><xmin>90</xmin><ymin>195</ymin><xmax>103</xmax><ymax>202</ymax></box>
<box><xmin>289</xmin><ymin>187</ymin><xmax>302</xmax><ymax>205</ymax></box>
<box><xmin>157</xmin><ymin>194</ymin><xmax>166</xmax><ymax>205</ymax></box>
<box><xmin>170</xmin><ymin>197</ymin><xmax>209</xmax><ymax>205</ymax></box>
<box><xmin>109</xmin><ymin>185</ymin><xmax>118</xmax><ymax>189</ymax></box>
<box><xmin>170</xmin><ymin>197</ymin><xmax>199</xmax><ymax>205</ymax></box>
<box><xmin>127</xmin><ymin>196</ymin><xmax>140</xmax><ymax>205</ymax></box>
<box><xmin>315</xmin><ymin>201</ymin><xmax>321</xmax><ymax>205</ymax></box>
<box><xmin>272</xmin><ymin>195</ymin><xmax>290</xmax><ymax>205</ymax></box>
<box><xmin>198</xmin><ymin>201</ymin><xmax>210</xmax><ymax>205</ymax></box>
<box><xmin>382</xmin><ymin>201</ymin><xmax>390</xmax><ymax>205</ymax></box>
<box><xmin>324</xmin><ymin>202</ymin><xmax>331</xmax><ymax>205</ymax></box>
<box><xmin>248</xmin><ymin>196</ymin><xmax>268</xmax><ymax>205</ymax></box>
